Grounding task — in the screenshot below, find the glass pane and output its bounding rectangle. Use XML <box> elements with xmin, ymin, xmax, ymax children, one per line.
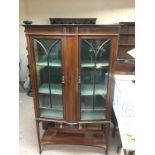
<box><xmin>80</xmin><ymin>39</ymin><xmax>111</xmax><ymax>120</ymax></box>
<box><xmin>33</xmin><ymin>38</ymin><xmax>63</xmax><ymax>119</ymax></box>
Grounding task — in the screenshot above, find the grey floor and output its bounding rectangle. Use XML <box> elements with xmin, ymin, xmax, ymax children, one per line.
<box><xmin>19</xmin><ymin>92</ymin><xmax>121</xmax><ymax>155</ymax></box>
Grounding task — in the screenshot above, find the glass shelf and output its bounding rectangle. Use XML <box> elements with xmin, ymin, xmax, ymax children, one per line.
<box><xmin>38</xmin><ymin>83</ymin><xmax>62</xmax><ymax>95</ymax></box>
<box><xmin>40</xmin><ymin>109</ymin><xmax>63</xmax><ymax>119</ymax></box>
<box><xmin>81</xmin><ymin>84</ymin><xmax>107</xmax><ymax>96</ymax></box>
<box><xmin>36</xmin><ymin>60</ymin><xmax>61</xmax><ymax>67</ymax></box>
<box><xmin>81</xmin><ymin>61</ymin><xmax>109</xmax><ymax>68</ymax></box>
<box><xmin>39</xmin><ymin>84</ymin><xmax>106</xmax><ymax>96</ymax></box>
<box><xmin>40</xmin><ymin>106</ymin><xmax>63</xmax><ymax>111</ymax></box>
<box><xmin>81</xmin><ymin>111</ymin><xmax>106</xmax><ymax>120</ymax></box>
<box><xmin>81</xmin><ymin>108</ymin><xmax>106</xmax><ymax>111</ymax></box>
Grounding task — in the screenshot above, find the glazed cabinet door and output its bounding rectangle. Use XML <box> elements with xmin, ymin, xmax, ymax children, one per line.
<box><xmin>33</xmin><ymin>37</ymin><xmax>64</xmax><ymax>119</ymax></box>
<box><xmin>79</xmin><ymin>37</ymin><xmax>112</xmax><ymax>120</ymax></box>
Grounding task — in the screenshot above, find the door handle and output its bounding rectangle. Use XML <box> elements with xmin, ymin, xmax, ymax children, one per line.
<box><xmin>62</xmin><ymin>76</ymin><xmax>65</xmax><ymax>84</ymax></box>
<box><xmin>78</xmin><ymin>76</ymin><xmax>81</xmax><ymax>84</ymax></box>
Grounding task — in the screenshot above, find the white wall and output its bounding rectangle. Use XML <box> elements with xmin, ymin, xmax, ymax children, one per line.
<box><xmin>19</xmin><ymin>0</ymin><xmax>135</xmax><ymax>81</ymax></box>
<box><xmin>19</xmin><ymin>0</ymin><xmax>28</xmax><ymax>81</ymax></box>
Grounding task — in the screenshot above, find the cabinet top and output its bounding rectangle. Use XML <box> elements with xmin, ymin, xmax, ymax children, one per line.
<box><xmin>22</xmin><ymin>24</ymin><xmax>121</xmax><ymax>28</ymax></box>
<box><xmin>23</xmin><ymin>24</ymin><xmax>121</xmax><ymax>36</ymax></box>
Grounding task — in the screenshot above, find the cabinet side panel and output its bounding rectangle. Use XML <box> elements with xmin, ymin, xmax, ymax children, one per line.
<box><xmin>26</xmin><ymin>35</ymin><xmax>40</xmax><ymax>118</ymax></box>
<box><xmin>106</xmin><ymin>36</ymin><xmax>119</xmax><ymax>121</ymax></box>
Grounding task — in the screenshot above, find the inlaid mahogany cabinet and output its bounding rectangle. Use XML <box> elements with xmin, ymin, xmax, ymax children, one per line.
<box><xmin>23</xmin><ymin>22</ymin><xmax>120</xmax><ymax>154</ymax></box>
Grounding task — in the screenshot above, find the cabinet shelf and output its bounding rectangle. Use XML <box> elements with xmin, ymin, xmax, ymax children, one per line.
<box><xmin>38</xmin><ymin>83</ymin><xmax>62</xmax><ymax>95</ymax></box>
<box><xmin>81</xmin><ymin>108</ymin><xmax>106</xmax><ymax>111</ymax></box>
<box><xmin>40</xmin><ymin>106</ymin><xmax>63</xmax><ymax>111</ymax></box>
<box><xmin>41</xmin><ymin>127</ymin><xmax>106</xmax><ymax>148</ymax></box>
<box><xmin>39</xmin><ymin>84</ymin><xmax>106</xmax><ymax>96</ymax></box>
<box><xmin>81</xmin><ymin>111</ymin><xmax>106</xmax><ymax>120</ymax></box>
<box><xmin>81</xmin><ymin>84</ymin><xmax>107</xmax><ymax>96</ymax></box>
<box><xmin>40</xmin><ymin>109</ymin><xmax>63</xmax><ymax>119</ymax></box>
<box><xmin>36</xmin><ymin>60</ymin><xmax>61</xmax><ymax>67</ymax></box>
<box><xmin>81</xmin><ymin>61</ymin><xmax>109</xmax><ymax>68</ymax></box>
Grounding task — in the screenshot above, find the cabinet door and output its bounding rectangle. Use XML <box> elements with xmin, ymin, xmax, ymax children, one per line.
<box><xmin>33</xmin><ymin>38</ymin><xmax>64</xmax><ymax>119</ymax></box>
<box><xmin>79</xmin><ymin>38</ymin><xmax>112</xmax><ymax>120</ymax></box>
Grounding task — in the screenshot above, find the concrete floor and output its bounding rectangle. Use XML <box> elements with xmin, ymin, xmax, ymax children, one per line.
<box><xmin>19</xmin><ymin>92</ymin><xmax>121</xmax><ymax>155</ymax></box>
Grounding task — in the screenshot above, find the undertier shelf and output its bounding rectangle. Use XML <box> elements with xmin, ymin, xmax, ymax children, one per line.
<box><xmin>41</xmin><ymin>127</ymin><xmax>106</xmax><ymax>148</ymax></box>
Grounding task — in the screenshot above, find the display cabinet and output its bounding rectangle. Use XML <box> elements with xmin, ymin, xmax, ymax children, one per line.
<box><xmin>23</xmin><ymin>21</ymin><xmax>120</xmax><ymax>154</ymax></box>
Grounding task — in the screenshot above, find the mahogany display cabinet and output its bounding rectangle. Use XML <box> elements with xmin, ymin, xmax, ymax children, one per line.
<box><xmin>23</xmin><ymin>23</ymin><xmax>120</xmax><ymax>154</ymax></box>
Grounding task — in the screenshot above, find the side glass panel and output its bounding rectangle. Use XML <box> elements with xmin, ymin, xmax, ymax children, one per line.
<box><xmin>80</xmin><ymin>39</ymin><xmax>111</xmax><ymax>120</ymax></box>
<box><xmin>33</xmin><ymin>38</ymin><xmax>63</xmax><ymax>119</ymax></box>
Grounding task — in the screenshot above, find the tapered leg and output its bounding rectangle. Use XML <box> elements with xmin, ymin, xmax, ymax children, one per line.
<box><xmin>105</xmin><ymin>123</ymin><xmax>110</xmax><ymax>155</ymax></box>
<box><xmin>117</xmin><ymin>143</ymin><xmax>122</xmax><ymax>153</ymax></box>
<box><xmin>111</xmin><ymin>109</ymin><xmax>117</xmax><ymax>138</ymax></box>
<box><xmin>112</xmin><ymin>125</ymin><xmax>116</xmax><ymax>138</ymax></box>
<box><xmin>36</xmin><ymin>120</ymin><xmax>42</xmax><ymax>154</ymax></box>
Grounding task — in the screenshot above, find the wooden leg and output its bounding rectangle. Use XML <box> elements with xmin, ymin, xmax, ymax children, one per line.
<box><xmin>36</xmin><ymin>120</ymin><xmax>42</xmax><ymax>154</ymax></box>
<box><xmin>111</xmin><ymin>109</ymin><xmax>117</xmax><ymax>138</ymax></box>
<box><xmin>128</xmin><ymin>150</ymin><xmax>135</xmax><ymax>155</ymax></box>
<box><xmin>123</xmin><ymin>149</ymin><xmax>127</xmax><ymax>155</ymax></box>
<box><xmin>105</xmin><ymin>123</ymin><xmax>110</xmax><ymax>155</ymax></box>
<box><xmin>124</xmin><ymin>149</ymin><xmax>135</xmax><ymax>155</ymax></box>
<box><xmin>116</xmin><ymin>143</ymin><xmax>122</xmax><ymax>153</ymax></box>
<box><xmin>112</xmin><ymin>124</ymin><xmax>116</xmax><ymax>138</ymax></box>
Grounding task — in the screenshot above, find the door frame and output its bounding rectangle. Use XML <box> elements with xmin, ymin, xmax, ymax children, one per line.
<box><xmin>28</xmin><ymin>35</ymin><xmax>66</xmax><ymax>121</ymax></box>
<box><xmin>78</xmin><ymin>35</ymin><xmax>118</xmax><ymax>122</ymax></box>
